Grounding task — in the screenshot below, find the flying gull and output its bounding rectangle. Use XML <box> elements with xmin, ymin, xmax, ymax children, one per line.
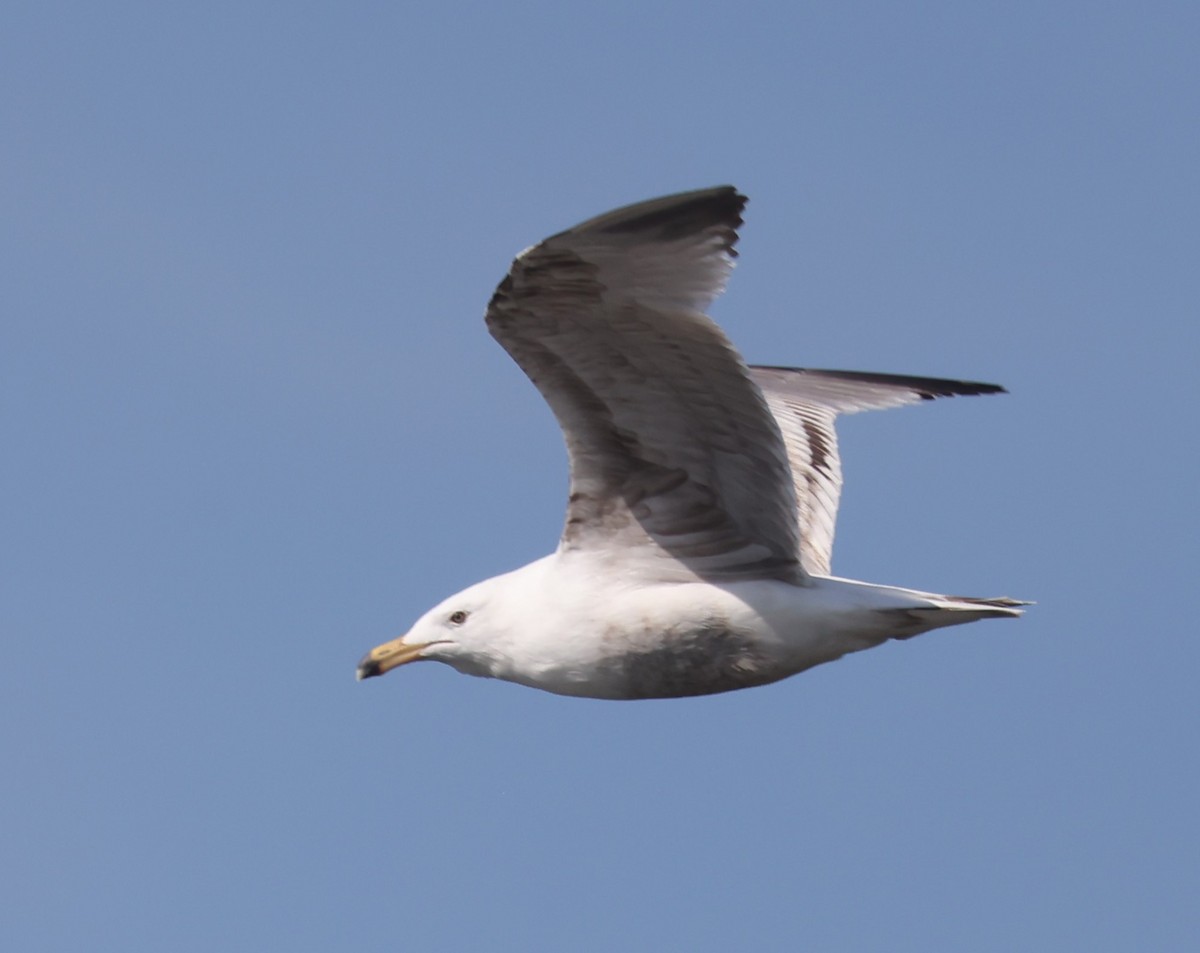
<box><xmin>357</xmin><ymin>187</ymin><xmax>1025</xmax><ymax>699</ymax></box>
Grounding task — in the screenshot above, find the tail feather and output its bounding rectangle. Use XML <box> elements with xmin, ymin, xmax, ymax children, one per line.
<box><xmin>880</xmin><ymin>594</ymin><xmax>1029</xmax><ymax>640</ymax></box>
<box><xmin>942</xmin><ymin>594</ymin><xmax>1031</xmax><ymax>613</ymax></box>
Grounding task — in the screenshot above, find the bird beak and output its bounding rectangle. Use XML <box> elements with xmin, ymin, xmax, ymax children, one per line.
<box><xmin>356</xmin><ymin>636</ymin><xmax>430</xmax><ymax>680</ymax></box>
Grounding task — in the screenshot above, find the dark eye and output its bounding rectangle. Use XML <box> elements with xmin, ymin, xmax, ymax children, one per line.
<box><xmin>448</xmin><ymin>610</ymin><xmax>469</xmax><ymax>625</ymax></box>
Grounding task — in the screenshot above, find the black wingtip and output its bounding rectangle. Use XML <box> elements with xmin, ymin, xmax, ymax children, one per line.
<box><xmin>595</xmin><ymin>186</ymin><xmax>746</xmax><ymax>245</ymax></box>
<box><xmin>752</xmin><ymin>366</ymin><xmax>1008</xmax><ymax>400</ymax></box>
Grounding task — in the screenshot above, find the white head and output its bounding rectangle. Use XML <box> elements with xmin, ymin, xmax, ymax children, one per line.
<box><xmin>356</xmin><ymin>574</ymin><xmax>518</xmax><ymax>683</ymax></box>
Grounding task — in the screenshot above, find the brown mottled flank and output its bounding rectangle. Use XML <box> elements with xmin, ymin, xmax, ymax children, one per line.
<box><xmin>607</xmin><ymin>622</ymin><xmax>777</xmax><ymax>699</ymax></box>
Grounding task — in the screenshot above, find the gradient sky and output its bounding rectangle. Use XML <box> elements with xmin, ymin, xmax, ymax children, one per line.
<box><xmin>4</xmin><ymin>2</ymin><xmax>1198</xmax><ymax>951</ymax></box>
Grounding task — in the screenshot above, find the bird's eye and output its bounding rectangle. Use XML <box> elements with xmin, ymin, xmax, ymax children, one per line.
<box><xmin>448</xmin><ymin>610</ymin><xmax>469</xmax><ymax>625</ymax></box>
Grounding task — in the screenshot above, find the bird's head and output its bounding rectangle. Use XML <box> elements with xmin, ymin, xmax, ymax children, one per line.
<box><xmin>356</xmin><ymin>576</ymin><xmax>513</xmax><ymax>682</ymax></box>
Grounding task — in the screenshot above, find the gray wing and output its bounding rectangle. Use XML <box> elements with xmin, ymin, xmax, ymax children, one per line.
<box><xmin>486</xmin><ymin>187</ymin><xmax>802</xmax><ymax>583</ymax></box>
<box><xmin>748</xmin><ymin>366</ymin><xmax>1006</xmax><ymax>576</ymax></box>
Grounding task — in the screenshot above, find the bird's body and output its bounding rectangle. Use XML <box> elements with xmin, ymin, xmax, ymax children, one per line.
<box><xmin>357</xmin><ymin>187</ymin><xmax>1025</xmax><ymax>699</ymax></box>
<box><xmin>394</xmin><ymin>553</ymin><xmax>1019</xmax><ymax>699</ymax></box>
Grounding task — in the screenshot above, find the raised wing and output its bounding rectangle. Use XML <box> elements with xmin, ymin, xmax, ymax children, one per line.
<box><xmin>486</xmin><ymin>188</ymin><xmax>802</xmax><ymax>583</ymax></box>
<box><xmin>748</xmin><ymin>367</ymin><xmax>1005</xmax><ymax>575</ymax></box>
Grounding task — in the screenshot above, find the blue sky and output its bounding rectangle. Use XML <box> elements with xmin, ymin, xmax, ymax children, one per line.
<box><xmin>4</xmin><ymin>2</ymin><xmax>1198</xmax><ymax>950</ymax></box>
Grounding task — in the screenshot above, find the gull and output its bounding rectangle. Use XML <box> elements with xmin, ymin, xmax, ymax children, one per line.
<box><xmin>357</xmin><ymin>187</ymin><xmax>1025</xmax><ymax>699</ymax></box>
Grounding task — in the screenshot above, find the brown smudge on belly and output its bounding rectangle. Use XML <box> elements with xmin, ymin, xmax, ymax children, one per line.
<box><xmin>610</xmin><ymin>621</ymin><xmax>778</xmax><ymax>699</ymax></box>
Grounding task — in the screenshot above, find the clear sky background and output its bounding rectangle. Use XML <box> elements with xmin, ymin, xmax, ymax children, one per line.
<box><xmin>4</xmin><ymin>2</ymin><xmax>1198</xmax><ymax>950</ymax></box>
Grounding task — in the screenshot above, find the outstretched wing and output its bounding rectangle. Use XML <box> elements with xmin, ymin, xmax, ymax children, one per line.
<box><xmin>486</xmin><ymin>188</ymin><xmax>802</xmax><ymax>583</ymax></box>
<box><xmin>749</xmin><ymin>367</ymin><xmax>1005</xmax><ymax>576</ymax></box>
